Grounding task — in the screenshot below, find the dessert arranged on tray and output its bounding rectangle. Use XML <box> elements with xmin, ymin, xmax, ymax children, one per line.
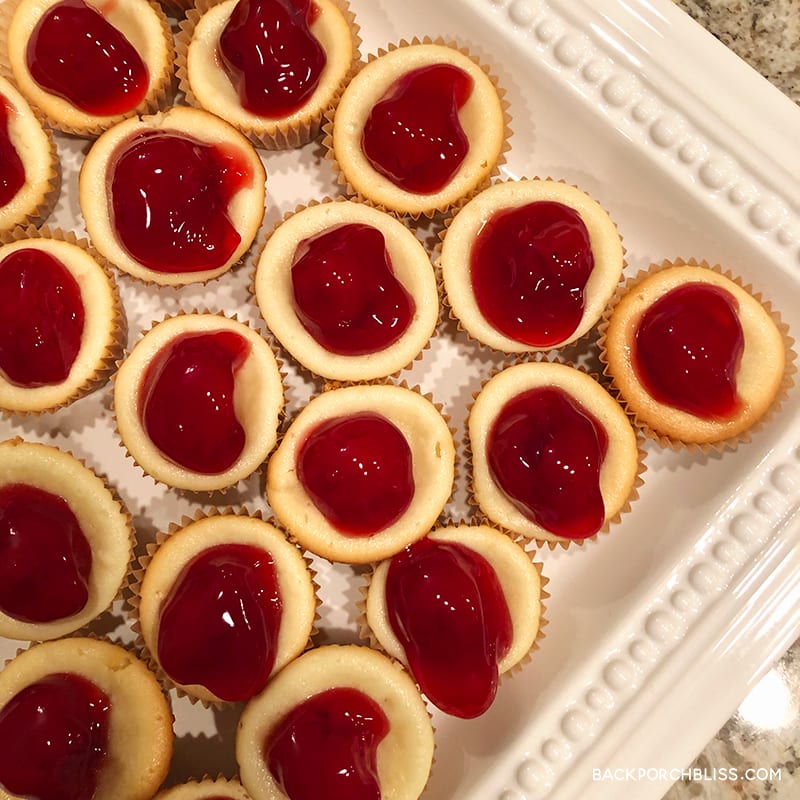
<box><xmin>0</xmin><ymin>0</ymin><xmax>792</xmax><ymax>798</ymax></box>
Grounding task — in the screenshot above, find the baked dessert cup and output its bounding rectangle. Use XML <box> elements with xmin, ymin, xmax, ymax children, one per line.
<box><xmin>439</xmin><ymin>178</ymin><xmax>624</xmax><ymax>352</ymax></box>
<box><xmin>0</xmin><ymin>438</ymin><xmax>133</xmax><ymax>641</ymax></box>
<box><xmin>236</xmin><ymin>644</ymin><xmax>434</xmax><ymax>800</ymax></box>
<box><xmin>266</xmin><ymin>382</ymin><xmax>455</xmax><ymax>563</ymax></box>
<box><xmin>153</xmin><ymin>778</ymin><xmax>252</xmax><ymax>800</ymax></box>
<box><xmin>0</xmin><ymin>76</ymin><xmax>59</xmax><ymax>234</ymax></box>
<box><xmin>114</xmin><ymin>312</ymin><xmax>284</xmax><ymax>492</ymax></box>
<box><xmin>468</xmin><ymin>360</ymin><xmax>642</xmax><ymax>545</ymax></box>
<box><xmin>0</xmin><ymin>228</ymin><xmax>123</xmax><ymax>414</ymax></box>
<box><xmin>0</xmin><ymin>637</ymin><xmax>173</xmax><ymax>800</ymax></box>
<box><xmin>178</xmin><ymin>0</ymin><xmax>359</xmax><ymax>149</ymax></box>
<box><xmin>135</xmin><ymin>511</ymin><xmax>317</xmax><ymax>705</ymax></box>
<box><xmin>4</xmin><ymin>0</ymin><xmax>173</xmax><ymax>136</ymax></box>
<box><xmin>365</xmin><ymin>523</ymin><xmax>544</xmax><ymax>718</ymax></box>
<box><xmin>600</xmin><ymin>259</ymin><xmax>789</xmax><ymax>449</ymax></box>
<box><xmin>80</xmin><ymin>105</ymin><xmax>266</xmax><ymax>286</ymax></box>
<box><xmin>326</xmin><ymin>38</ymin><xmax>507</xmax><ymax>218</ymax></box>
<box><xmin>253</xmin><ymin>198</ymin><xmax>439</xmax><ymax>381</ymax></box>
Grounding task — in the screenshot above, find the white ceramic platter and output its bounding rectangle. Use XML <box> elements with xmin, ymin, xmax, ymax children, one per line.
<box><xmin>1</xmin><ymin>1</ymin><xmax>800</xmax><ymax>799</ymax></box>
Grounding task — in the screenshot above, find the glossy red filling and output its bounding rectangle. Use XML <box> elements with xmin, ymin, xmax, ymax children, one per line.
<box><xmin>219</xmin><ymin>0</ymin><xmax>325</xmax><ymax>118</ymax></box>
<box><xmin>109</xmin><ymin>131</ymin><xmax>252</xmax><ymax>273</ymax></box>
<box><xmin>633</xmin><ymin>283</ymin><xmax>744</xmax><ymax>419</ymax></box>
<box><xmin>0</xmin><ymin>248</ymin><xmax>85</xmax><ymax>388</ymax></box>
<box><xmin>0</xmin><ymin>483</ymin><xmax>92</xmax><ymax>624</ymax></box>
<box><xmin>296</xmin><ymin>412</ymin><xmax>414</xmax><ymax>535</ymax></box>
<box><xmin>362</xmin><ymin>63</ymin><xmax>473</xmax><ymax>194</ymax></box>
<box><xmin>140</xmin><ymin>330</ymin><xmax>250</xmax><ymax>474</ymax></box>
<box><xmin>157</xmin><ymin>543</ymin><xmax>282</xmax><ymax>702</ymax></box>
<box><xmin>385</xmin><ymin>537</ymin><xmax>513</xmax><ymax>718</ymax></box>
<box><xmin>26</xmin><ymin>0</ymin><xmax>148</xmax><ymax>116</ymax></box>
<box><xmin>291</xmin><ymin>223</ymin><xmax>414</xmax><ymax>356</ymax></box>
<box><xmin>0</xmin><ymin>673</ymin><xmax>110</xmax><ymax>800</ymax></box>
<box><xmin>265</xmin><ymin>686</ymin><xmax>389</xmax><ymax>800</ymax></box>
<box><xmin>471</xmin><ymin>201</ymin><xmax>594</xmax><ymax>347</ymax></box>
<box><xmin>487</xmin><ymin>386</ymin><xmax>608</xmax><ymax>540</ymax></box>
<box><xmin>0</xmin><ymin>97</ymin><xmax>25</xmax><ymax>208</ymax></box>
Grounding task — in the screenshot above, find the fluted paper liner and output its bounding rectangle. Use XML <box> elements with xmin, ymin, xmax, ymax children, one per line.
<box><xmin>0</xmin><ymin>225</ymin><xmax>126</xmax><ymax>416</ymax></box>
<box><xmin>176</xmin><ymin>0</ymin><xmax>361</xmax><ymax>150</ymax></box>
<box><xmin>321</xmin><ymin>36</ymin><xmax>512</xmax><ymax>220</ymax></box>
<box><xmin>152</xmin><ymin>775</ymin><xmax>252</xmax><ymax>800</ymax></box>
<box><xmin>464</xmin><ymin>354</ymin><xmax>647</xmax><ymax>551</ymax></box>
<box><xmin>112</xmin><ymin>309</ymin><xmax>286</xmax><ymax>494</ymax></box>
<box><xmin>249</xmin><ymin>196</ymin><xmax>438</xmax><ymax>382</ymax></box>
<box><xmin>434</xmin><ymin>176</ymin><xmax>627</xmax><ymax>355</ymax></box>
<box><xmin>357</xmin><ymin>521</ymin><xmax>549</xmax><ymax>717</ymax></box>
<box><xmin>597</xmin><ymin>257</ymin><xmax>795</xmax><ymax>453</ymax></box>
<box><xmin>0</xmin><ymin>0</ymin><xmax>174</xmax><ymax>137</ymax></box>
<box><xmin>127</xmin><ymin>507</ymin><xmax>321</xmax><ymax>709</ymax></box>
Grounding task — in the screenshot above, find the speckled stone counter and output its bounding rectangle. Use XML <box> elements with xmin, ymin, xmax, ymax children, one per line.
<box><xmin>662</xmin><ymin>7</ymin><xmax>800</xmax><ymax>798</ymax></box>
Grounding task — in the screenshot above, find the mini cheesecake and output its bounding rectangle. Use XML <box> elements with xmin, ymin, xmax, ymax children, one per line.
<box><xmin>254</xmin><ymin>199</ymin><xmax>439</xmax><ymax>381</ymax></box>
<box><xmin>439</xmin><ymin>178</ymin><xmax>624</xmax><ymax>352</ymax></box>
<box><xmin>114</xmin><ymin>313</ymin><xmax>284</xmax><ymax>492</ymax></box>
<box><xmin>0</xmin><ymin>637</ymin><xmax>173</xmax><ymax>800</ymax></box>
<box><xmin>153</xmin><ymin>778</ymin><xmax>253</xmax><ymax>800</ymax></box>
<box><xmin>0</xmin><ymin>233</ymin><xmax>122</xmax><ymax>414</ymax></box>
<box><xmin>0</xmin><ymin>439</ymin><xmax>133</xmax><ymax>641</ymax></box>
<box><xmin>266</xmin><ymin>383</ymin><xmax>455</xmax><ymax>563</ymax></box>
<box><xmin>236</xmin><ymin>645</ymin><xmax>434</xmax><ymax>800</ymax></box>
<box><xmin>0</xmin><ymin>76</ymin><xmax>59</xmax><ymax>234</ymax></box>
<box><xmin>328</xmin><ymin>39</ymin><xmax>506</xmax><ymax>217</ymax></box>
<box><xmin>366</xmin><ymin>523</ymin><xmax>543</xmax><ymax>718</ymax></box>
<box><xmin>80</xmin><ymin>105</ymin><xmax>266</xmax><ymax>286</ymax></box>
<box><xmin>601</xmin><ymin>260</ymin><xmax>787</xmax><ymax>447</ymax></box>
<box><xmin>180</xmin><ymin>0</ymin><xmax>358</xmax><ymax>149</ymax></box>
<box><xmin>6</xmin><ymin>0</ymin><xmax>173</xmax><ymax>136</ymax></box>
<box><xmin>469</xmin><ymin>361</ymin><xmax>641</xmax><ymax>544</ymax></box>
<box><xmin>137</xmin><ymin>513</ymin><xmax>317</xmax><ymax>704</ymax></box>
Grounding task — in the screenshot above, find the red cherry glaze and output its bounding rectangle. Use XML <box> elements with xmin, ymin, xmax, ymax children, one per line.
<box><xmin>26</xmin><ymin>0</ymin><xmax>148</xmax><ymax>116</ymax></box>
<box><xmin>219</xmin><ymin>0</ymin><xmax>325</xmax><ymax>118</ymax></box>
<box><xmin>296</xmin><ymin>412</ymin><xmax>414</xmax><ymax>535</ymax></box>
<box><xmin>291</xmin><ymin>223</ymin><xmax>414</xmax><ymax>356</ymax></box>
<box><xmin>157</xmin><ymin>543</ymin><xmax>282</xmax><ymax>702</ymax></box>
<box><xmin>385</xmin><ymin>537</ymin><xmax>513</xmax><ymax>718</ymax></box>
<box><xmin>0</xmin><ymin>97</ymin><xmax>25</xmax><ymax>208</ymax></box>
<box><xmin>0</xmin><ymin>672</ymin><xmax>110</xmax><ymax>800</ymax></box>
<box><xmin>487</xmin><ymin>387</ymin><xmax>609</xmax><ymax>540</ymax></box>
<box><xmin>0</xmin><ymin>483</ymin><xmax>92</xmax><ymax>623</ymax></box>
<box><xmin>0</xmin><ymin>248</ymin><xmax>85</xmax><ymax>388</ymax></box>
<box><xmin>362</xmin><ymin>63</ymin><xmax>473</xmax><ymax>194</ymax></box>
<box><xmin>633</xmin><ymin>283</ymin><xmax>745</xmax><ymax>419</ymax></box>
<box><xmin>471</xmin><ymin>201</ymin><xmax>594</xmax><ymax>347</ymax></box>
<box><xmin>110</xmin><ymin>131</ymin><xmax>252</xmax><ymax>273</ymax></box>
<box><xmin>140</xmin><ymin>330</ymin><xmax>250</xmax><ymax>474</ymax></box>
<box><xmin>265</xmin><ymin>686</ymin><xmax>389</xmax><ymax>800</ymax></box>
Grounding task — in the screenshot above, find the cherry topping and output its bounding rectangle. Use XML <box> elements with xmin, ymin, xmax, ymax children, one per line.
<box><xmin>0</xmin><ymin>248</ymin><xmax>85</xmax><ymax>388</ymax></box>
<box><xmin>109</xmin><ymin>131</ymin><xmax>252</xmax><ymax>273</ymax></box>
<box><xmin>0</xmin><ymin>483</ymin><xmax>92</xmax><ymax>623</ymax></box>
<box><xmin>296</xmin><ymin>412</ymin><xmax>414</xmax><ymax>535</ymax></box>
<box><xmin>385</xmin><ymin>537</ymin><xmax>513</xmax><ymax>718</ymax></box>
<box><xmin>291</xmin><ymin>223</ymin><xmax>414</xmax><ymax>355</ymax></box>
<box><xmin>633</xmin><ymin>283</ymin><xmax>744</xmax><ymax>419</ymax></box>
<box><xmin>26</xmin><ymin>0</ymin><xmax>148</xmax><ymax>116</ymax></box>
<box><xmin>140</xmin><ymin>330</ymin><xmax>250</xmax><ymax>474</ymax></box>
<box><xmin>362</xmin><ymin>64</ymin><xmax>473</xmax><ymax>194</ymax></box>
<box><xmin>0</xmin><ymin>97</ymin><xmax>25</xmax><ymax>208</ymax></box>
<box><xmin>219</xmin><ymin>0</ymin><xmax>325</xmax><ymax>118</ymax></box>
<box><xmin>157</xmin><ymin>543</ymin><xmax>282</xmax><ymax>702</ymax></box>
<box><xmin>0</xmin><ymin>673</ymin><xmax>110</xmax><ymax>800</ymax></box>
<box><xmin>471</xmin><ymin>201</ymin><xmax>594</xmax><ymax>347</ymax></box>
<box><xmin>265</xmin><ymin>686</ymin><xmax>389</xmax><ymax>800</ymax></box>
<box><xmin>487</xmin><ymin>387</ymin><xmax>609</xmax><ymax>540</ymax></box>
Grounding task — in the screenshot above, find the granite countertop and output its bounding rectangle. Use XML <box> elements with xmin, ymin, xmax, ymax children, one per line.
<box><xmin>662</xmin><ymin>6</ymin><xmax>799</xmax><ymax>798</ymax></box>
